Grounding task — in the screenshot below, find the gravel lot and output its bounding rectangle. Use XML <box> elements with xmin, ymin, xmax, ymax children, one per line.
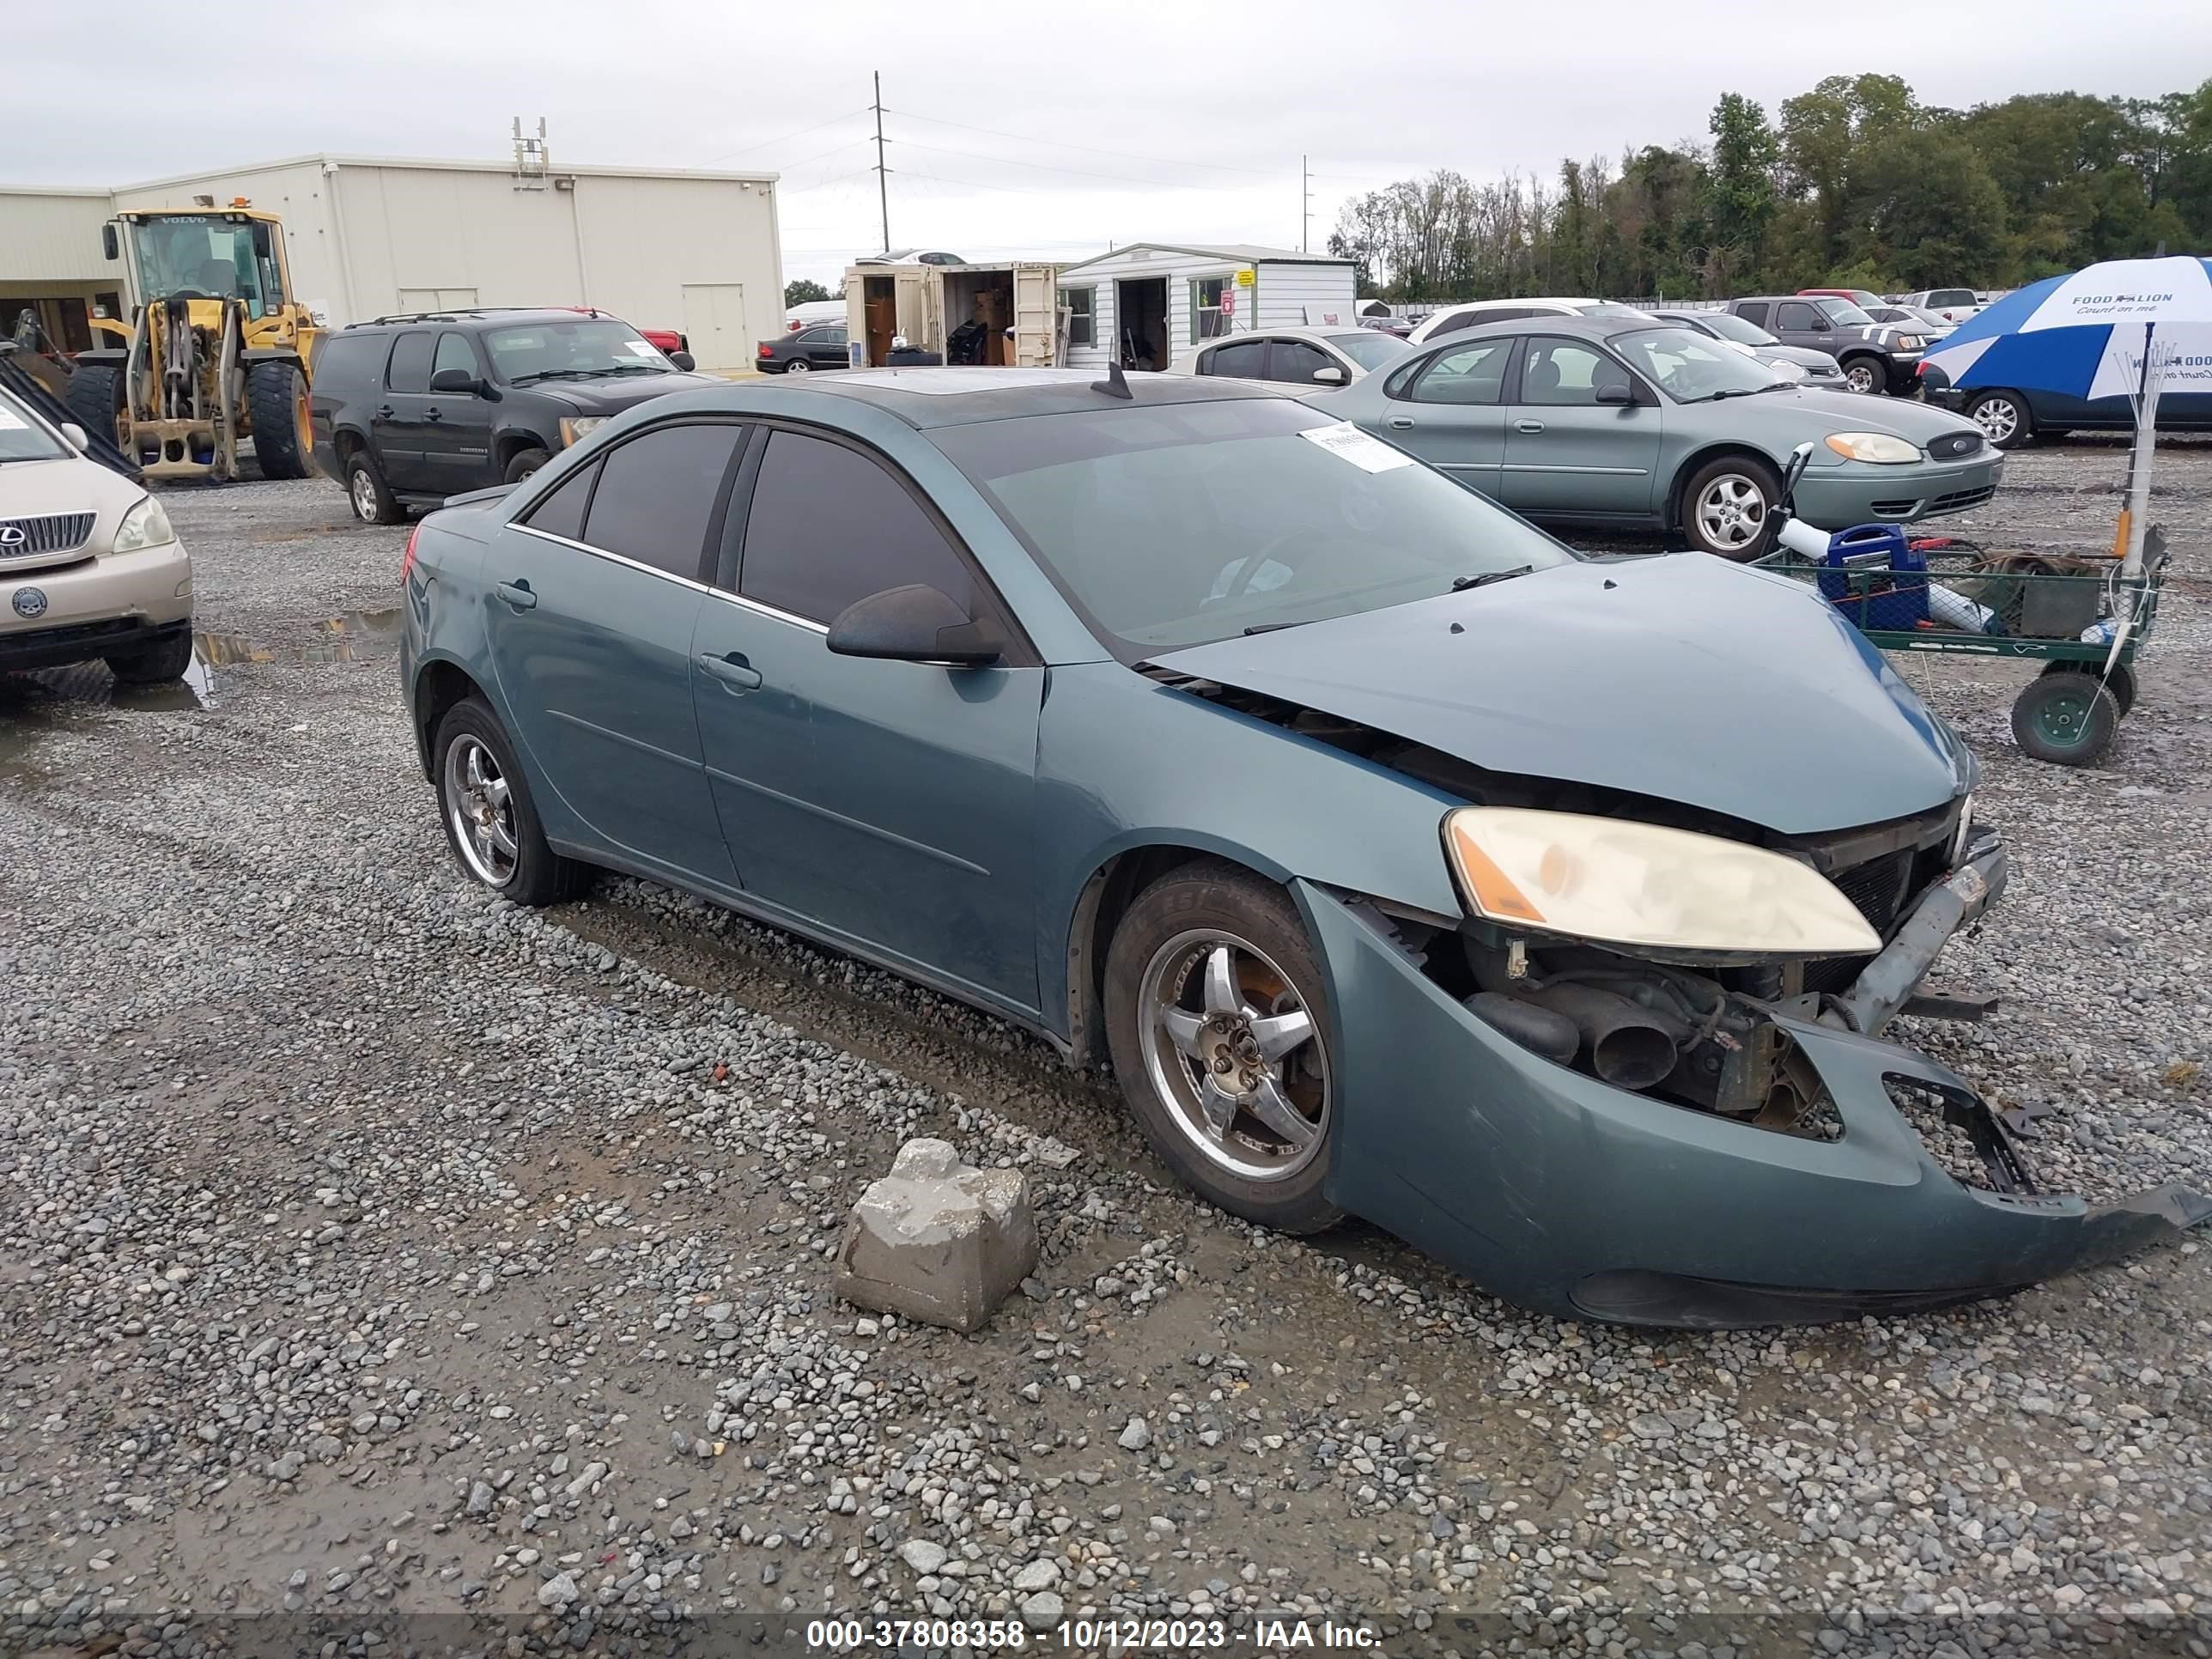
<box><xmin>1</xmin><ymin>435</ymin><xmax>2208</xmax><ymax>1658</ymax></box>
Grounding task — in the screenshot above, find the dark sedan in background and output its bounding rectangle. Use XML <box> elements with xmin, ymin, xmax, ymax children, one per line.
<box><xmin>394</xmin><ymin>366</ymin><xmax>2203</xmax><ymax>1325</ymax></box>
<box><xmin>757</xmin><ymin>324</ymin><xmax>850</xmax><ymax>374</ymax></box>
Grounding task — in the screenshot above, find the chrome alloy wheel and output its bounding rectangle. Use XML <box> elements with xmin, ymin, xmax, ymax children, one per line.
<box><xmin>349</xmin><ymin>466</ymin><xmax>380</xmax><ymax>521</ymax></box>
<box><xmin>444</xmin><ymin>734</ymin><xmax>518</xmax><ymax>886</ymax></box>
<box><xmin>1137</xmin><ymin>929</ymin><xmax>1329</xmax><ymax>1181</ymax></box>
<box><xmin>1972</xmin><ymin>395</ymin><xmax>2021</xmax><ymax>445</ymax></box>
<box><xmin>1695</xmin><ymin>472</ymin><xmax>1768</xmax><ymax>553</ymax></box>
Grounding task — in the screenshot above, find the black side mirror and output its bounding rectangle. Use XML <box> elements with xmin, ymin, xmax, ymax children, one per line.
<box><xmin>428</xmin><ymin>368</ymin><xmax>481</xmax><ymax>395</ymax></box>
<box><xmin>669</xmin><ymin>350</ymin><xmax>696</xmax><ymax>372</ymax></box>
<box><xmin>827</xmin><ymin>584</ymin><xmax>1003</xmax><ymax>666</ymax></box>
<box><xmin>1595</xmin><ymin>381</ymin><xmax>1635</xmax><ymax>406</ymax></box>
<box><xmin>102</xmin><ymin>223</ymin><xmax>119</xmax><ymax>261</ymax></box>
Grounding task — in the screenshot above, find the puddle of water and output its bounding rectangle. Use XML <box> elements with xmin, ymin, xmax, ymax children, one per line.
<box><xmin>0</xmin><ymin>608</ymin><xmax>399</xmax><ymax>717</ymax></box>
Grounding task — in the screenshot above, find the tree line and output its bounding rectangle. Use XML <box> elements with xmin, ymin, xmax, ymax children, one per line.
<box><xmin>1328</xmin><ymin>75</ymin><xmax>2212</xmax><ymax>302</ymax></box>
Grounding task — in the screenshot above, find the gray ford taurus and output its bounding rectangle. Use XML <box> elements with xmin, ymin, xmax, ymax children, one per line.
<box><xmin>398</xmin><ymin>366</ymin><xmax>2206</xmax><ymax>1326</ymax></box>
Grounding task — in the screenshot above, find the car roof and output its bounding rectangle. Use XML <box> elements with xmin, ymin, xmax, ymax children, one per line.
<box><xmin>1194</xmin><ymin>325</ymin><xmax>1370</xmax><ymax>346</ymax></box>
<box><xmin>771</xmin><ymin>367</ymin><xmax>1287</xmax><ymax>428</ymax></box>
<box><xmin>340</xmin><ymin>307</ymin><xmax>623</xmax><ymax>332</ymax></box>
<box><xmin>1418</xmin><ymin>313</ymin><xmax>1664</xmax><ymax>345</ymax></box>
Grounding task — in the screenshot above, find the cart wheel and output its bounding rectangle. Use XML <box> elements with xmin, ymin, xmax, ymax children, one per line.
<box><xmin>2041</xmin><ymin>656</ymin><xmax>2135</xmax><ymax>716</ymax></box>
<box><xmin>2013</xmin><ymin>672</ymin><xmax>2119</xmax><ymax>765</ymax></box>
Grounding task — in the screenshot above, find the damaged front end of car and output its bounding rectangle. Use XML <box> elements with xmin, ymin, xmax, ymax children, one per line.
<box><xmin>1284</xmin><ymin>774</ymin><xmax>2209</xmax><ymax>1328</ymax></box>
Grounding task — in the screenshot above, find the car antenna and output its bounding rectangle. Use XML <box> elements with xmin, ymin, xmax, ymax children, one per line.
<box><xmin>1091</xmin><ymin>361</ymin><xmax>1133</xmax><ymax>399</ymax></box>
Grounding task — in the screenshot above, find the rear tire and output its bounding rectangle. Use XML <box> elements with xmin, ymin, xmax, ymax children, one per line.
<box><xmin>345</xmin><ymin>449</ymin><xmax>404</xmax><ymax>524</ymax></box>
<box><xmin>65</xmin><ymin>363</ymin><xmax>126</xmax><ymax>450</ymax></box>
<box><xmin>1968</xmin><ymin>390</ymin><xmax>2032</xmax><ymax>450</ymax></box>
<box><xmin>106</xmin><ymin>629</ymin><xmax>194</xmax><ymax>684</ymax></box>
<box><xmin>504</xmin><ymin>447</ymin><xmax>551</xmax><ymax>485</ymax></box>
<box><xmin>432</xmin><ymin>696</ymin><xmax>590</xmax><ymax>905</ymax></box>
<box><xmin>247</xmin><ymin>361</ymin><xmax>314</xmax><ymax>479</ymax></box>
<box><xmin>2012</xmin><ymin>672</ymin><xmax>2118</xmax><ymax>766</ymax></box>
<box><xmin>1103</xmin><ymin>860</ymin><xmax>1343</xmax><ymax>1235</ymax></box>
<box><xmin>1679</xmin><ymin>454</ymin><xmax>1782</xmax><ymax>561</ymax></box>
<box><xmin>784</xmin><ymin>357</ymin><xmax>811</xmax><ymax>374</ymax></box>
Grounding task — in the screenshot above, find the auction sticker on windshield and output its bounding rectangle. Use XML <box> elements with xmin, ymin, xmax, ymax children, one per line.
<box><xmin>1298</xmin><ymin>420</ymin><xmax>1413</xmax><ymax>473</ymax></box>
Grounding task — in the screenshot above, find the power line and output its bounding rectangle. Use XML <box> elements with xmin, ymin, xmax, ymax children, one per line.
<box><xmin>884</xmin><ymin>105</ymin><xmax>1282</xmax><ymax>178</ymax></box>
<box><xmin>701</xmin><ymin>106</ymin><xmax>873</xmax><ymax>166</ymax></box>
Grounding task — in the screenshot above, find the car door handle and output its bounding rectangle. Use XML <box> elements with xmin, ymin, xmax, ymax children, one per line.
<box><xmin>374</xmin><ymin>404</ymin><xmax>395</xmax><ymax>420</ymax></box>
<box><xmin>696</xmin><ymin>652</ymin><xmax>763</xmax><ymax>691</ymax></box>
<box><xmin>424</xmin><ymin>407</ymin><xmax>443</xmax><ymax>422</ymax></box>
<box><xmin>495</xmin><ymin>580</ymin><xmax>538</xmax><ymax>611</ymax></box>
<box><xmin>1387</xmin><ymin>416</ymin><xmax>1415</xmax><ymax>428</ymax></box>
<box><xmin>1515</xmin><ymin>419</ymin><xmax>1546</xmax><ymax>434</ymax></box>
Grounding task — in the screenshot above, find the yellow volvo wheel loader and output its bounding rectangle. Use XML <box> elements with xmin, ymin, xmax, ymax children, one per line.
<box><xmin>65</xmin><ymin>204</ymin><xmax>320</xmax><ymax>483</ymax></box>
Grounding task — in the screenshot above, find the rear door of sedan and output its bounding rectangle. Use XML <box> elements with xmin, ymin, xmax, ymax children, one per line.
<box><xmin>691</xmin><ymin>423</ymin><xmax>1044</xmax><ymax>1012</ymax></box>
<box><xmin>1369</xmin><ymin>335</ymin><xmax>1517</xmax><ymax>497</ymax></box>
<box><xmin>484</xmin><ymin>419</ymin><xmax>744</xmax><ymax>885</ymax></box>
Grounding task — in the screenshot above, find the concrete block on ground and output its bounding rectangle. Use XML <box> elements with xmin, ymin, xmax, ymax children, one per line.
<box><xmin>833</xmin><ymin>1139</ymin><xmax>1038</xmax><ymax>1334</ymax></box>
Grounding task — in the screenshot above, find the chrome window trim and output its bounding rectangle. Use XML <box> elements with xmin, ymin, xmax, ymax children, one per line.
<box><xmin>509</xmin><ymin>522</ymin><xmax>834</xmax><ymax>637</ymax></box>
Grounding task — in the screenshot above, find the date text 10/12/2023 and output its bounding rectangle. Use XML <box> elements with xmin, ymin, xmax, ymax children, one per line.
<box><xmin>803</xmin><ymin>1615</ymin><xmax>1387</xmax><ymax>1650</ymax></box>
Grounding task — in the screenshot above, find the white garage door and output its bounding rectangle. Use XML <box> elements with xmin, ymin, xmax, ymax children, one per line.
<box><xmin>681</xmin><ymin>283</ymin><xmax>751</xmax><ymax>374</ymax></box>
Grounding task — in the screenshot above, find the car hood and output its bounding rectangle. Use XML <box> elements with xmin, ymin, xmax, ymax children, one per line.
<box><xmin>1144</xmin><ymin>553</ymin><xmax>1966</xmax><ymax>836</ymax></box>
<box><xmin>1759</xmin><ymin>343</ymin><xmax>1841</xmax><ymax>369</ymax></box>
<box><xmin>0</xmin><ymin>450</ymin><xmax>145</xmax><ymax>527</ymax></box>
<box><xmin>536</xmin><ymin>372</ymin><xmax>726</xmax><ymax>413</ymax></box>
<box><xmin>1719</xmin><ymin>386</ymin><xmax>1984</xmax><ymax>447</ymax></box>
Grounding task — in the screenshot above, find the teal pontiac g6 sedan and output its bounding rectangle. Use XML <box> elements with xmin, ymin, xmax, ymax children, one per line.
<box><xmin>398</xmin><ymin>367</ymin><xmax>2205</xmax><ymax>1326</ymax></box>
<box><xmin>1306</xmin><ymin>314</ymin><xmax>2005</xmax><ymax>559</ymax></box>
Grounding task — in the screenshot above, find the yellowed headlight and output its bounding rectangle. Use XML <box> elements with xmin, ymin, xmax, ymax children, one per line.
<box><xmin>1443</xmin><ymin>806</ymin><xmax>1881</xmax><ymax>956</ymax></box>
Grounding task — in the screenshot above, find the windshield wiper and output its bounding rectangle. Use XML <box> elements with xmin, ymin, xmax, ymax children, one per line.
<box><xmin>1242</xmin><ymin>620</ymin><xmax>1312</xmax><ymax>635</ymax></box>
<box><xmin>1450</xmin><ymin>564</ymin><xmax>1534</xmax><ymax>592</ymax></box>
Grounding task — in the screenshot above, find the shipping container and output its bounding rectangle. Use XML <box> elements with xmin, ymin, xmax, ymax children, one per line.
<box><xmin>842</xmin><ymin>260</ymin><xmax>1060</xmax><ymax>368</ymax></box>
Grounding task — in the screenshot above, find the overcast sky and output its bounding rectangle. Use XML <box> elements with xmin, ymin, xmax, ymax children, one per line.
<box><xmin>9</xmin><ymin>0</ymin><xmax>2209</xmax><ymax>287</ymax></box>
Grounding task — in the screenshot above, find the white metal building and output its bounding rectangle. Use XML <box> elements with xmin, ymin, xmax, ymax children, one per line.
<box><xmin>1</xmin><ymin>154</ymin><xmax>785</xmax><ymax>373</ymax></box>
<box><xmin>1054</xmin><ymin>242</ymin><xmax>1358</xmax><ymax>371</ymax></box>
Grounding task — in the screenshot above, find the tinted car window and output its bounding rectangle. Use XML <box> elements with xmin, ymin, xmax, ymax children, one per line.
<box><xmin>313</xmin><ymin>332</ymin><xmax>384</xmax><ymax>386</ymax></box>
<box><xmin>433</xmin><ymin>331</ymin><xmax>477</xmax><ymax>379</ymax></box>
<box><xmin>1408</xmin><ymin>338</ymin><xmax>1514</xmax><ymax>405</ymax></box>
<box><xmin>524</xmin><ymin>460</ymin><xmax>597</xmax><ymax>542</ymax></box>
<box><xmin>1519</xmin><ymin>339</ymin><xmax>1630</xmax><ymax>405</ymax></box>
<box><xmin>581</xmin><ymin>423</ymin><xmax>743</xmax><ymax>580</ymax></box>
<box><xmin>1775</xmin><ymin>302</ymin><xmax>1821</xmax><ymax>331</ymax></box>
<box><xmin>1734</xmin><ymin>301</ymin><xmax>1769</xmax><ymax>327</ymax></box>
<box><xmin>1433</xmin><ymin>306</ymin><xmax>1524</xmax><ymax>337</ymax></box>
<box><xmin>1200</xmin><ymin>339</ymin><xmax>1269</xmax><ymax>377</ymax></box>
<box><xmin>1269</xmin><ymin>341</ymin><xmax>1334</xmax><ymax>384</ymax></box>
<box><xmin>386</xmin><ymin>331</ymin><xmax>434</xmax><ymax>393</ymax></box>
<box><xmin>739</xmin><ymin>430</ymin><xmax>975</xmax><ymax>624</ymax></box>
<box><xmin>1928</xmin><ymin>289</ymin><xmax>1975</xmax><ymax>308</ymax></box>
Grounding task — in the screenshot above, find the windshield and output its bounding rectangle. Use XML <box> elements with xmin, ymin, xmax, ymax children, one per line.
<box><xmin>1697</xmin><ymin>311</ymin><xmax>1778</xmax><ymax>347</ymax></box>
<box><xmin>1814</xmin><ymin>297</ymin><xmax>1877</xmax><ymax>327</ymax></box>
<box><xmin>0</xmin><ymin>387</ymin><xmax>69</xmax><ymax>462</ymax></box>
<box><xmin>483</xmin><ymin>319</ymin><xmax>674</xmax><ymax>384</ymax></box>
<box><xmin>927</xmin><ymin>398</ymin><xmax>1576</xmax><ymax>656</ymax></box>
<box><xmin>131</xmin><ymin>215</ymin><xmax>276</xmax><ymax>319</ymax></box>
<box><xmin>1610</xmin><ymin>327</ymin><xmax>1786</xmax><ymax>401</ymax></box>
<box><xmin>1323</xmin><ymin>331</ymin><xmax>1408</xmax><ymax>371</ymax></box>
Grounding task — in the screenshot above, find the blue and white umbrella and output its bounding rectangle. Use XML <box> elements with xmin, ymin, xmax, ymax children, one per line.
<box><xmin>1921</xmin><ymin>257</ymin><xmax>2212</xmax><ymax>602</ymax></box>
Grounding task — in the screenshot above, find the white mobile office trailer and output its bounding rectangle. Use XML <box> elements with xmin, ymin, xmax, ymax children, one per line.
<box><xmin>1053</xmin><ymin>243</ymin><xmax>1358</xmax><ymax>371</ymax></box>
<box><xmin>842</xmin><ymin>261</ymin><xmax>1059</xmax><ymax>367</ymax></box>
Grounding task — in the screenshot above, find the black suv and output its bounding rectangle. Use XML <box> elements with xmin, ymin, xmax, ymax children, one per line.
<box><xmin>309</xmin><ymin>308</ymin><xmax>721</xmax><ymax>523</ymax></box>
<box><xmin>1724</xmin><ymin>296</ymin><xmax>1930</xmax><ymax>395</ymax></box>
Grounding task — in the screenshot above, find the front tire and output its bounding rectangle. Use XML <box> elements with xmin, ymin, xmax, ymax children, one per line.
<box><xmin>1103</xmin><ymin>861</ymin><xmax>1342</xmax><ymax>1234</ymax></box>
<box><xmin>1968</xmin><ymin>390</ymin><xmax>2032</xmax><ymax>450</ymax></box>
<box><xmin>106</xmin><ymin>629</ymin><xmax>194</xmax><ymax>684</ymax></box>
<box><xmin>504</xmin><ymin>447</ymin><xmax>551</xmax><ymax>485</ymax></box>
<box><xmin>1840</xmin><ymin>356</ymin><xmax>1882</xmax><ymax>395</ymax></box>
<box><xmin>1679</xmin><ymin>454</ymin><xmax>1781</xmax><ymax>561</ymax></box>
<box><xmin>246</xmin><ymin>361</ymin><xmax>314</xmax><ymax>479</ymax></box>
<box><xmin>65</xmin><ymin>362</ymin><xmax>127</xmax><ymax>450</ymax></box>
<box><xmin>345</xmin><ymin>450</ymin><xmax>404</xmax><ymax>524</ymax></box>
<box><xmin>433</xmin><ymin>697</ymin><xmax>589</xmax><ymax>905</ymax></box>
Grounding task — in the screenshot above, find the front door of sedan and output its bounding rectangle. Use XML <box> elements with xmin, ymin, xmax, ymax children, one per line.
<box><xmin>1498</xmin><ymin>337</ymin><xmax>1661</xmax><ymax>518</ymax></box>
<box><xmin>691</xmin><ymin>425</ymin><xmax>1043</xmax><ymax>1011</ymax></box>
<box><xmin>1372</xmin><ymin>336</ymin><xmax>1516</xmax><ymax>498</ymax></box>
<box><xmin>483</xmin><ymin>420</ymin><xmax>745</xmax><ymax>886</ymax></box>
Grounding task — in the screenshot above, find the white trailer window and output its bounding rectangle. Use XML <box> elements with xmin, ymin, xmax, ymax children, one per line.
<box><xmin>1191</xmin><ymin>276</ymin><xmax>1232</xmax><ymax>340</ymax></box>
<box><xmin>1059</xmin><ymin>287</ymin><xmax>1096</xmax><ymax>348</ymax></box>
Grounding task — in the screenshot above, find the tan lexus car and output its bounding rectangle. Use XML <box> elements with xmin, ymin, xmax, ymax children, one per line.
<box><xmin>0</xmin><ymin>381</ymin><xmax>193</xmax><ymax>683</ymax></box>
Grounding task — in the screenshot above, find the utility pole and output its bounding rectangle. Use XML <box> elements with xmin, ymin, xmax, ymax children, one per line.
<box><xmin>872</xmin><ymin>71</ymin><xmax>890</xmax><ymax>254</ymax></box>
<box><xmin>1301</xmin><ymin>155</ymin><xmax>1312</xmax><ymax>253</ymax></box>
